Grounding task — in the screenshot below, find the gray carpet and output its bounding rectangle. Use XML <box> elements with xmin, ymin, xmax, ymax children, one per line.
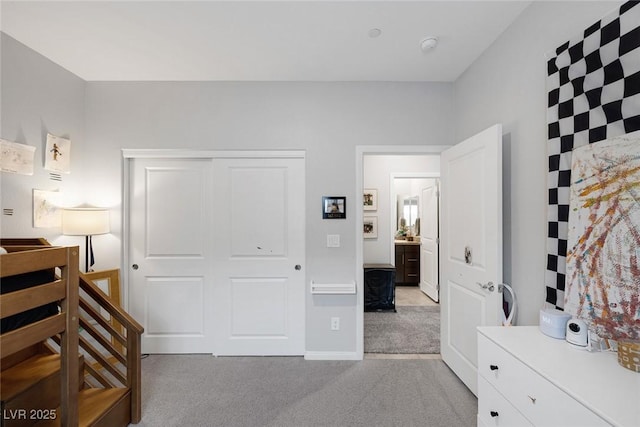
<box><xmin>135</xmin><ymin>355</ymin><xmax>476</xmax><ymax>427</ymax></box>
<box><xmin>364</xmin><ymin>306</ymin><xmax>440</xmax><ymax>354</ymax></box>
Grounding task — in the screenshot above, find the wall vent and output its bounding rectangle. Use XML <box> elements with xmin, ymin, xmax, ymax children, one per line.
<box><xmin>49</xmin><ymin>173</ymin><xmax>62</xmax><ymax>181</ymax></box>
<box><xmin>3</xmin><ymin>208</ymin><xmax>14</xmax><ymax>216</ymax></box>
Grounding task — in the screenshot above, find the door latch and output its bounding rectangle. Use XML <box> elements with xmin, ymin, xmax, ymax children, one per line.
<box><xmin>464</xmin><ymin>246</ymin><xmax>472</xmax><ymax>265</ymax></box>
<box><xmin>477</xmin><ymin>281</ymin><xmax>495</xmax><ymax>292</ymax></box>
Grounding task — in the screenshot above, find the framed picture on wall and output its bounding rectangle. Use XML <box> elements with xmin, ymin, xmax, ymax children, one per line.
<box><xmin>1</xmin><ymin>138</ymin><xmax>36</xmax><ymax>175</ymax></box>
<box><xmin>322</xmin><ymin>196</ymin><xmax>346</xmax><ymax>219</ymax></box>
<box><xmin>33</xmin><ymin>189</ymin><xmax>61</xmax><ymax>228</ymax></box>
<box><xmin>363</xmin><ymin>216</ymin><xmax>378</xmax><ymax>239</ymax></box>
<box><xmin>44</xmin><ymin>133</ymin><xmax>71</xmax><ymax>174</ymax></box>
<box><xmin>363</xmin><ymin>189</ymin><xmax>377</xmax><ymax>211</ymax></box>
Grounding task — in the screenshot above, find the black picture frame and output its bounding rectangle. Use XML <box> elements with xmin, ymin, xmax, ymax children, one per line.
<box><xmin>322</xmin><ymin>196</ymin><xmax>346</xmax><ymax>219</ymax></box>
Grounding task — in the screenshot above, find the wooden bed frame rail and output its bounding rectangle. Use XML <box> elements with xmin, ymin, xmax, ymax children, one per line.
<box><xmin>0</xmin><ymin>244</ymin><xmax>80</xmax><ymax>426</ymax></box>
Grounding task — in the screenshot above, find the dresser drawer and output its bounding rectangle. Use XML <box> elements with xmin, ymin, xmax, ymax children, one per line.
<box><xmin>478</xmin><ymin>334</ymin><xmax>609</xmax><ymax>427</ymax></box>
<box><xmin>478</xmin><ymin>332</ymin><xmax>527</xmax><ymax>392</ymax></box>
<box><xmin>478</xmin><ymin>376</ymin><xmax>533</xmax><ymax>427</ymax></box>
<box><xmin>404</xmin><ymin>264</ymin><xmax>420</xmax><ymax>283</ymax></box>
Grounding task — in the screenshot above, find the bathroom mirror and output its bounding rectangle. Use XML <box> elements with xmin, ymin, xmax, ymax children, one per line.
<box><xmin>403</xmin><ymin>196</ymin><xmax>418</xmax><ymax>229</ymax></box>
<box><xmin>397</xmin><ymin>195</ymin><xmax>419</xmax><ymax>235</ymax></box>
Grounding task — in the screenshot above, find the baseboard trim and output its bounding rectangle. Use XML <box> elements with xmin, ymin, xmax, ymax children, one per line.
<box><xmin>304</xmin><ymin>351</ymin><xmax>361</xmax><ymax>361</ymax></box>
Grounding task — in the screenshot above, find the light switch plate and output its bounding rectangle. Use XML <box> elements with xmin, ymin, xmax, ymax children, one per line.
<box><xmin>327</xmin><ymin>234</ymin><xmax>340</xmax><ymax>248</ymax></box>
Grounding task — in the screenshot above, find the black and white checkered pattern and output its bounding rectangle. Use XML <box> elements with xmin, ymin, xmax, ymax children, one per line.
<box><xmin>546</xmin><ymin>1</ymin><xmax>640</xmax><ymax>309</ymax></box>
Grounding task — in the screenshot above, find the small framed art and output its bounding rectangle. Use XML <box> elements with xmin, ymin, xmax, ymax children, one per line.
<box><xmin>322</xmin><ymin>196</ymin><xmax>346</xmax><ymax>219</ymax></box>
<box><xmin>33</xmin><ymin>189</ymin><xmax>61</xmax><ymax>228</ymax></box>
<box><xmin>363</xmin><ymin>216</ymin><xmax>378</xmax><ymax>238</ymax></box>
<box><xmin>44</xmin><ymin>133</ymin><xmax>71</xmax><ymax>174</ymax></box>
<box><xmin>363</xmin><ymin>189</ymin><xmax>377</xmax><ymax>211</ymax></box>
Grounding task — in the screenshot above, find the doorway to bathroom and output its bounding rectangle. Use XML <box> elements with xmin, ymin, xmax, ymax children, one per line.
<box><xmin>390</xmin><ymin>173</ymin><xmax>440</xmax><ymax>302</ymax></box>
<box><xmin>361</xmin><ymin>153</ymin><xmax>442</xmax><ymax>356</ymax></box>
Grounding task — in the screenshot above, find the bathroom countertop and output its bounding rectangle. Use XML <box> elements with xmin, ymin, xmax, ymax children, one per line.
<box><xmin>394</xmin><ymin>240</ymin><xmax>421</xmax><ymax>245</ymax></box>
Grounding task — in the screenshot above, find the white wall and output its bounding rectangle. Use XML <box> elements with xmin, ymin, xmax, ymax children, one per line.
<box><xmin>1</xmin><ymin>33</ymin><xmax>454</xmax><ymax>354</ymax></box>
<box><xmin>83</xmin><ymin>82</ymin><xmax>453</xmax><ymax>353</ymax></box>
<box><xmin>0</xmin><ymin>34</ymin><xmax>90</xmax><ymax>251</ymax></box>
<box><xmin>363</xmin><ymin>155</ymin><xmax>440</xmax><ymax>264</ymax></box>
<box><xmin>453</xmin><ymin>1</ymin><xmax>623</xmax><ymax>325</ymax></box>
<box><xmin>3</xmin><ymin>0</ymin><xmax>622</xmax><ymax>353</ymax></box>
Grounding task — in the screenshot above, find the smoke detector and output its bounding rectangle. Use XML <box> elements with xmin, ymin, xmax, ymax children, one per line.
<box><xmin>368</xmin><ymin>28</ymin><xmax>382</xmax><ymax>38</ymax></box>
<box><xmin>420</xmin><ymin>37</ymin><xmax>439</xmax><ymax>52</ymax></box>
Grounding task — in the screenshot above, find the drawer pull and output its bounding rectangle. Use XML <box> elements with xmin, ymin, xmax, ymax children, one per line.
<box><xmin>490</xmin><ymin>411</ymin><xmax>499</xmax><ymax>418</ymax></box>
<box><xmin>528</xmin><ymin>395</ymin><xmax>537</xmax><ymax>404</ymax></box>
<box><xmin>489</xmin><ymin>364</ymin><xmax>499</xmax><ymax>371</ymax></box>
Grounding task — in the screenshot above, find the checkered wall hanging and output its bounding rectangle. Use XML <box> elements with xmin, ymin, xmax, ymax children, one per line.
<box><xmin>545</xmin><ymin>1</ymin><xmax>640</xmax><ymax>309</ymax></box>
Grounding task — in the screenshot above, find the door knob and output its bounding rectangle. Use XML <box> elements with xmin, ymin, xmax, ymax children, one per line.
<box><xmin>477</xmin><ymin>281</ymin><xmax>494</xmax><ymax>292</ymax></box>
<box><xmin>132</xmin><ymin>264</ymin><xmax>139</xmax><ymax>270</ymax></box>
<box><xmin>295</xmin><ymin>265</ymin><xmax>302</xmax><ymax>271</ymax></box>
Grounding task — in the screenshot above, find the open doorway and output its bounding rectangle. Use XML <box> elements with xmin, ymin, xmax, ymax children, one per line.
<box><xmin>391</xmin><ymin>174</ymin><xmax>440</xmax><ymax>303</ymax></box>
<box><xmin>359</xmin><ymin>152</ymin><xmax>443</xmax><ymax>356</ymax></box>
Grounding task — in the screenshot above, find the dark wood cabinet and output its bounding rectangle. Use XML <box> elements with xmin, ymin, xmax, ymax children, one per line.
<box><xmin>395</xmin><ymin>243</ymin><xmax>420</xmax><ymax>284</ymax></box>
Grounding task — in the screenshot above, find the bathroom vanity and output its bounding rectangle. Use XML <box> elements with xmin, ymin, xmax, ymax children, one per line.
<box><xmin>394</xmin><ymin>241</ymin><xmax>420</xmax><ymax>285</ymax></box>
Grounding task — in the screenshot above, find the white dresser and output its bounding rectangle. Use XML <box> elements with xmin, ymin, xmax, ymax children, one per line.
<box><xmin>477</xmin><ymin>326</ymin><xmax>639</xmax><ymax>427</ymax></box>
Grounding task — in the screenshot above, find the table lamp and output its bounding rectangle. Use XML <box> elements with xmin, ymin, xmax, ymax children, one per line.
<box><xmin>62</xmin><ymin>207</ymin><xmax>110</xmax><ymax>272</ymax></box>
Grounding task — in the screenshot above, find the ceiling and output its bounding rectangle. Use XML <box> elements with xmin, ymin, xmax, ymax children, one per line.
<box><xmin>1</xmin><ymin>1</ymin><xmax>532</xmax><ymax>82</ymax></box>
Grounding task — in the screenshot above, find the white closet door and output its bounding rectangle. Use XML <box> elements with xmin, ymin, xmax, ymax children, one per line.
<box><xmin>129</xmin><ymin>157</ymin><xmax>214</xmax><ymax>354</ymax></box>
<box><xmin>211</xmin><ymin>156</ymin><xmax>306</xmax><ymax>355</ymax></box>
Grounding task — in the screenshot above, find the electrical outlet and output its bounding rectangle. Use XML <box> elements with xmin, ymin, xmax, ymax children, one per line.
<box><xmin>331</xmin><ymin>317</ymin><xmax>340</xmax><ymax>331</ymax></box>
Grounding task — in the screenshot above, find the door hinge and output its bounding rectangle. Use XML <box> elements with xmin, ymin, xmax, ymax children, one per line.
<box><xmin>436</xmin><ymin>237</ymin><xmax>440</xmax><ymax>245</ymax></box>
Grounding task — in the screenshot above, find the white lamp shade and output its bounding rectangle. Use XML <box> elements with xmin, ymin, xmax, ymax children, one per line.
<box><xmin>62</xmin><ymin>208</ymin><xmax>110</xmax><ymax>236</ymax></box>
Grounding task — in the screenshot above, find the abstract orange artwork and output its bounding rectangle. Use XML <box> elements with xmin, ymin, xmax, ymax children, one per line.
<box><xmin>565</xmin><ymin>131</ymin><xmax>640</xmax><ymax>341</ymax></box>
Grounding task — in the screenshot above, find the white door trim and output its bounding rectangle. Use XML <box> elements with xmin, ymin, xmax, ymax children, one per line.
<box><xmin>122</xmin><ymin>149</ymin><xmax>305</xmax><ymax>159</ymax></box>
<box><xmin>355</xmin><ymin>145</ymin><xmax>450</xmax><ymax>359</ymax></box>
<box><xmin>121</xmin><ymin>148</ymin><xmax>306</xmax><ymax>312</ymax></box>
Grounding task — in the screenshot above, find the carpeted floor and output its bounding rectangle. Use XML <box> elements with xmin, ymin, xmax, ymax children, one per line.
<box><xmin>136</xmin><ymin>355</ymin><xmax>476</xmax><ymax>427</ymax></box>
<box><xmin>364</xmin><ymin>306</ymin><xmax>440</xmax><ymax>354</ymax></box>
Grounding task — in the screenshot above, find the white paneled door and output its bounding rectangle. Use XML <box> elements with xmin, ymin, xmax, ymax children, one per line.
<box><xmin>440</xmin><ymin>124</ymin><xmax>503</xmax><ymax>396</ymax></box>
<box><xmin>420</xmin><ymin>179</ymin><xmax>439</xmax><ymax>302</ymax></box>
<box><xmin>129</xmin><ymin>158</ymin><xmax>215</xmax><ymax>353</ymax></box>
<box><xmin>211</xmin><ymin>157</ymin><xmax>305</xmax><ymax>355</ymax></box>
<box><xmin>127</xmin><ymin>152</ymin><xmax>305</xmax><ymax>355</ymax></box>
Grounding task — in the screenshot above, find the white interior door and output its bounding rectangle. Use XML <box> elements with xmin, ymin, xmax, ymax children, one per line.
<box><xmin>420</xmin><ymin>179</ymin><xmax>439</xmax><ymax>302</ymax></box>
<box><xmin>129</xmin><ymin>158</ymin><xmax>214</xmax><ymax>353</ymax></box>
<box><xmin>440</xmin><ymin>124</ymin><xmax>502</xmax><ymax>395</ymax></box>
<box><xmin>211</xmin><ymin>156</ymin><xmax>305</xmax><ymax>355</ymax></box>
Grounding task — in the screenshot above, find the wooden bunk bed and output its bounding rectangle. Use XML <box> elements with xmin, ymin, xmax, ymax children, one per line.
<box><xmin>0</xmin><ymin>240</ymin><xmax>143</xmax><ymax>426</ymax></box>
<box><xmin>1</xmin><ymin>242</ymin><xmax>80</xmax><ymax>425</ymax></box>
